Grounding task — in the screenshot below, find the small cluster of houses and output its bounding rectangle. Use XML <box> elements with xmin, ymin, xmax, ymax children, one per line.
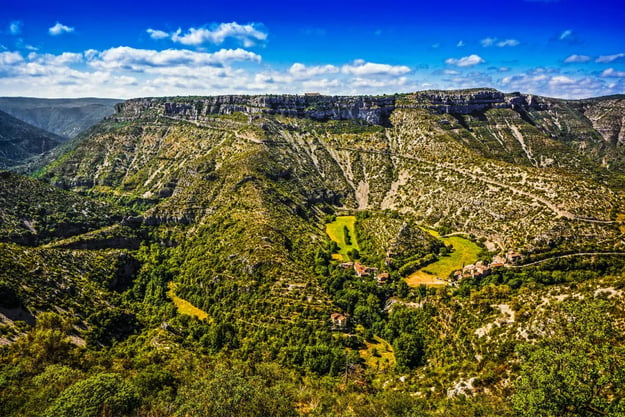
<box><xmin>452</xmin><ymin>251</ymin><xmax>522</xmax><ymax>281</ymax></box>
<box><xmin>338</xmin><ymin>261</ymin><xmax>390</xmax><ymax>284</ymax></box>
<box><xmin>331</xmin><ymin>262</ymin><xmax>392</xmax><ymax>329</ymax></box>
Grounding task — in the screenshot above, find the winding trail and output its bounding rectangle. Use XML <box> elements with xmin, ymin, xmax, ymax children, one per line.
<box><xmin>510</xmin><ymin>252</ymin><xmax>625</xmax><ymax>268</ymax></box>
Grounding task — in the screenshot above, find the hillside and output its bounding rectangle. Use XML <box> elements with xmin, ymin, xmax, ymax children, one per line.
<box><xmin>44</xmin><ymin>91</ymin><xmax>625</xmax><ymax>254</ymax></box>
<box><xmin>0</xmin><ymin>110</ymin><xmax>65</xmax><ymax>169</ymax></box>
<box><xmin>1</xmin><ymin>89</ymin><xmax>625</xmax><ymax>416</ymax></box>
<box><xmin>0</xmin><ymin>97</ymin><xmax>121</xmax><ymax>139</ymax></box>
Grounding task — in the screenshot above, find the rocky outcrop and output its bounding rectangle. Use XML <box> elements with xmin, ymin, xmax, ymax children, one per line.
<box><xmin>115</xmin><ymin>95</ymin><xmax>396</xmax><ymax>125</ymax></box>
<box><xmin>578</xmin><ymin>98</ymin><xmax>625</xmax><ymax>145</ymax></box>
<box><xmin>113</xmin><ymin>90</ymin><xmax>553</xmax><ymax>126</ymax></box>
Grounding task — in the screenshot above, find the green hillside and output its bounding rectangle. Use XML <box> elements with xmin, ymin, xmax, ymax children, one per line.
<box><xmin>1</xmin><ymin>90</ymin><xmax>624</xmax><ymax>416</ymax></box>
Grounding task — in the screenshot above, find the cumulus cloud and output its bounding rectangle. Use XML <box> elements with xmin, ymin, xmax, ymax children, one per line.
<box><xmin>147</xmin><ymin>29</ymin><xmax>169</xmax><ymax>40</ymax></box>
<box><xmin>481</xmin><ymin>37</ymin><xmax>496</xmax><ymax>47</ymax></box>
<box><xmin>595</xmin><ymin>53</ymin><xmax>625</xmax><ymax>63</ymax></box>
<box><xmin>88</xmin><ymin>46</ymin><xmax>261</xmax><ymax>71</ymax></box>
<box><xmin>9</xmin><ymin>21</ymin><xmax>22</xmax><ymax>35</ymax></box>
<box><xmin>445</xmin><ymin>54</ymin><xmax>485</xmax><ymax>67</ymax></box>
<box><xmin>601</xmin><ymin>68</ymin><xmax>625</xmax><ymax>77</ymax></box>
<box><xmin>49</xmin><ymin>22</ymin><xmax>74</xmax><ymax>36</ymax></box>
<box><xmin>341</xmin><ymin>59</ymin><xmax>411</xmax><ymax>76</ymax></box>
<box><xmin>564</xmin><ymin>54</ymin><xmax>591</xmax><ymax>63</ymax></box>
<box><xmin>550</xmin><ymin>75</ymin><xmax>576</xmax><ymax>86</ymax></box>
<box><xmin>288</xmin><ymin>63</ymin><xmax>338</xmax><ymax>78</ymax></box>
<box><xmin>166</xmin><ymin>22</ymin><xmax>267</xmax><ymax>47</ymax></box>
<box><xmin>29</xmin><ymin>52</ymin><xmax>83</xmax><ymax>66</ymax></box>
<box><xmin>0</xmin><ymin>51</ymin><xmax>24</xmax><ymax>66</ymax></box>
<box><xmin>457</xmin><ymin>40</ymin><xmax>465</xmax><ymax>47</ymax></box>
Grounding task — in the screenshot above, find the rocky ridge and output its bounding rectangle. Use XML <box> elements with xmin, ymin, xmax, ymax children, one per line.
<box><xmin>113</xmin><ymin>89</ymin><xmax>552</xmax><ymax>125</ymax></box>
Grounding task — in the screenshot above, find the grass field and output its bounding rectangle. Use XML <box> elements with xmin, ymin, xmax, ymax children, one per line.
<box><xmin>406</xmin><ymin>231</ymin><xmax>481</xmax><ymax>287</ymax></box>
<box><xmin>618</xmin><ymin>214</ymin><xmax>625</xmax><ymax>233</ymax></box>
<box><xmin>326</xmin><ymin>215</ymin><xmax>359</xmax><ymax>261</ymax></box>
<box><xmin>359</xmin><ymin>335</ymin><xmax>395</xmax><ymax>370</ymax></box>
<box><xmin>167</xmin><ymin>282</ymin><xmax>209</xmax><ymax>320</ymax></box>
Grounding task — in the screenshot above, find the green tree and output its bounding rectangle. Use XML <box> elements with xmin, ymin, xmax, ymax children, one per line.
<box><xmin>44</xmin><ymin>373</ymin><xmax>139</xmax><ymax>417</ymax></box>
<box><xmin>175</xmin><ymin>367</ymin><xmax>296</xmax><ymax>417</ymax></box>
<box><xmin>393</xmin><ymin>333</ymin><xmax>425</xmax><ymax>370</ymax></box>
<box><xmin>512</xmin><ymin>299</ymin><xmax>625</xmax><ymax>416</ymax></box>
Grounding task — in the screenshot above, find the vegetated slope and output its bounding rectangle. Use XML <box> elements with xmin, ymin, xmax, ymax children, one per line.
<box><xmin>2</xmin><ymin>90</ymin><xmax>625</xmax><ymax>416</ymax></box>
<box><xmin>0</xmin><ymin>243</ymin><xmax>138</xmax><ymax>344</ymax></box>
<box><xmin>43</xmin><ymin>90</ymin><xmax>625</xmax><ymax>254</ymax></box>
<box><xmin>0</xmin><ymin>170</ymin><xmax>126</xmax><ymax>245</ymax></box>
<box><xmin>0</xmin><ymin>110</ymin><xmax>64</xmax><ymax>168</ymax></box>
<box><xmin>0</xmin><ymin>97</ymin><xmax>121</xmax><ymax>138</ymax></box>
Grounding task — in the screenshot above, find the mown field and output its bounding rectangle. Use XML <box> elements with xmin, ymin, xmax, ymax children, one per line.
<box><xmin>326</xmin><ymin>215</ymin><xmax>359</xmax><ymax>261</ymax></box>
<box><xmin>406</xmin><ymin>231</ymin><xmax>481</xmax><ymax>287</ymax></box>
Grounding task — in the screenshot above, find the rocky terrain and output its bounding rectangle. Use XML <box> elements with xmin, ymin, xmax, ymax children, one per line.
<box><xmin>46</xmin><ymin>89</ymin><xmax>625</xmax><ymax>255</ymax></box>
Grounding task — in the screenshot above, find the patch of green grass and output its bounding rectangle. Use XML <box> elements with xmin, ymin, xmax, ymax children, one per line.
<box><xmin>168</xmin><ymin>282</ymin><xmax>209</xmax><ymax>321</ymax></box>
<box><xmin>407</xmin><ymin>231</ymin><xmax>481</xmax><ymax>286</ymax></box>
<box><xmin>326</xmin><ymin>215</ymin><xmax>359</xmax><ymax>260</ymax></box>
<box><xmin>359</xmin><ymin>335</ymin><xmax>395</xmax><ymax>370</ymax></box>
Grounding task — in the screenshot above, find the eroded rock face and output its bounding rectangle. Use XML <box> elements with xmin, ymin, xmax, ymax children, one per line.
<box><xmin>115</xmin><ymin>95</ymin><xmax>397</xmax><ymax>125</ymax></box>
<box><xmin>579</xmin><ymin>99</ymin><xmax>625</xmax><ymax>145</ymax></box>
<box><xmin>113</xmin><ymin>90</ymin><xmax>552</xmax><ymax>125</ymax></box>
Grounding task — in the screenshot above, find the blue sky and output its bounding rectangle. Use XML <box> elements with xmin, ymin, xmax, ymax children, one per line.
<box><xmin>1</xmin><ymin>0</ymin><xmax>624</xmax><ymax>98</ymax></box>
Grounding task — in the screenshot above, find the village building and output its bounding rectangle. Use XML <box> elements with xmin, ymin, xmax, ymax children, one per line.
<box><xmin>354</xmin><ymin>262</ymin><xmax>378</xmax><ymax>277</ymax></box>
<box><xmin>506</xmin><ymin>251</ymin><xmax>523</xmax><ymax>264</ymax></box>
<box><xmin>338</xmin><ymin>262</ymin><xmax>354</xmax><ymax>269</ymax></box>
<box><xmin>491</xmin><ymin>255</ymin><xmax>506</xmax><ymax>268</ymax></box>
<box><xmin>376</xmin><ymin>272</ymin><xmax>390</xmax><ymax>285</ymax></box>
<box><xmin>330</xmin><ymin>312</ymin><xmax>347</xmax><ymax>329</ymax></box>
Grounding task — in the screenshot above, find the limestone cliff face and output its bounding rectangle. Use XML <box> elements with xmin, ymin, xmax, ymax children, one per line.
<box><xmin>112</xmin><ymin>90</ymin><xmax>549</xmax><ymax>125</ymax></box>
<box><xmin>578</xmin><ymin>98</ymin><xmax>625</xmax><ymax>145</ymax></box>
<box><xmin>115</xmin><ymin>95</ymin><xmax>396</xmax><ymax>125</ymax></box>
<box><xmin>403</xmin><ymin>90</ymin><xmax>546</xmax><ymax>114</ymax></box>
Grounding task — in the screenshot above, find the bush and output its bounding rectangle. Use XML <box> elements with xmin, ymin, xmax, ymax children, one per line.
<box><xmin>44</xmin><ymin>373</ymin><xmax>139</xmax><ymax>417</ymax></box>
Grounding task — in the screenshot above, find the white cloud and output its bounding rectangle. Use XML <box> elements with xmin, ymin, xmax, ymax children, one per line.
<box><xmin>595</xmin><ymin>53</ymin><xmax>625</xmax><ymax>63</ymax></box>
<box><xmin>431</xmin><ymin>43</ymin><xmax>440</xmax><ymax>49</ymax></box>
<box><xmin>9</xmin><ymin>21</ymin><xmax>22</xmax><ymax>35</ymax></box>
<box><xmin>550</xmin><ymin>75</ymin><xmax>576</xmax><ymax>86</ymax></box>
<box><xmin>288</xmin><ymin>63</ymin><xmax>338</xmax><ymax>78</ymax></box>
<box><xmin>341</xmin><ymin>59</ymin><xmax>411</xmax><ymax>76</ymax></box>
<box><xmin>49</xmin><ymin>22</ymin><xmax>74</xmax><ymax>36</ymax></box>
<box><xmin>482</xmin><ymin>37</ymin><xmax>519</xmax><ymax>47</ymax></box>
<box><xmin>443</xmin><ymin>69</ymin><xmax>460</xmax><ymax>75</ymax></box>
<box><xmin>457</xmin><ymin>40</ymin><xmax>465</xmax><ymax>47</ymax></box>
<box><xmin>169</xmin><ymin>22</ymin><xmax>267</xmax><ymax>47</ymax></box>
<box><xmin>88</xmin><ymin>46</ymin><xmax>261</xmax><ymax>71</ymax></box>
<box><xmin>29</xmin><ymin>52</ymin><xmax>83</xmax><ymax>66</ymax></box>
<box><xmin>564</xmin><ymin>54</ymin><xmax>591</xmax><ymax>63</ymax></box>
<box><xmin>0</xmin><ymin>51</ymin><xmax>24</xmax><ymax>66</ymax></box>
<box><xmin>497</xmin><ymin>39</ymin><xmax>519</xmax><ymax>47</ymax></box>
<box><xmin>445</xmin><ymin>54</ymin><xmax>485</xmax><ymax>67</ymax></box>
<box><xmin>147</xmin><ymin>29</ymin><xmax>169</xmax><ymax>40</ymax></box>
<box><xmin>559</xmin><ymin>29</ymin><xmax>573</xmax><ymax>40</ymax></box>
<box><xmin>601</xmin><ymin>68</ymin><xmax>625</xmax><ymax>78</ymax></box>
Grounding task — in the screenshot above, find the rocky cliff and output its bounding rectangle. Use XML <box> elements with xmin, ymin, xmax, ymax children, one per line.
<box><xmin>112</xmin><ymin>89</ymin><xmax>553</xmax><ymax>126</ymax></box>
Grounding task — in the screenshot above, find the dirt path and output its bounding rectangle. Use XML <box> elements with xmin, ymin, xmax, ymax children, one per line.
<box><xmin>511</xmin><ymin>252</ymin><xmax>625</xmax><ymax>268</ymax></box>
